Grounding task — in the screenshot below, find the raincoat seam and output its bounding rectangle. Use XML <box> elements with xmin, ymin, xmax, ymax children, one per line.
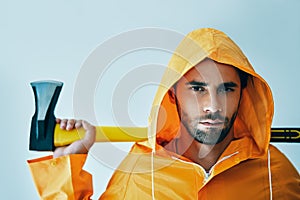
<box><xmin>69</xmin><ymin>156</ymin><xmax>76</xmax><ymax>200</ymax></box>
<box><xmin>121</xmin><ymin>154</ymin><xmax>145</xmax><ymax>199</ymax></box>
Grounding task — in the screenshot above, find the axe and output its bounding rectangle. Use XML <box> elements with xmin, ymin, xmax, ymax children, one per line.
<box><xmin>29</xmin><ymin>80</ymin><xmax>300</xmax><ymax>151</ymax></box>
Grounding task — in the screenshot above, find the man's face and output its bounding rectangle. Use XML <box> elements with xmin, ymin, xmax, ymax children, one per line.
<box><xmin>174</xmin><ymin>59</ymin><xmax>242</xmax><ymax>145</ymax></box>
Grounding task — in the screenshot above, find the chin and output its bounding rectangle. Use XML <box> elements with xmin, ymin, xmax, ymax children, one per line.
<box><xmin>193</xmin><ymin>129</ymin><xmax>229</xmax><ymax>145</ymax></box>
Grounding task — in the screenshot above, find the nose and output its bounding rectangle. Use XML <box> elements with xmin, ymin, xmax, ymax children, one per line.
<box><xmin>203</xmin><ymin>93</ymin><xmax>222</xmax><ymax>113</ymax></box>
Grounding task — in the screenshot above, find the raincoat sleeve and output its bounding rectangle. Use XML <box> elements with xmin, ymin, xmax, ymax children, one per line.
<box><xmin>27</xmin><ymin>154</ymin><xmax>93</xmax><ymax>200</ymax></box>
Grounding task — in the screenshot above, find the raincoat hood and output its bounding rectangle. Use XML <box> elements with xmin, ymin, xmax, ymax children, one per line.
<box><xmin>148</xmin><ymin>28</ymin><xmax>274</xmax><ymax>158</ymax></box>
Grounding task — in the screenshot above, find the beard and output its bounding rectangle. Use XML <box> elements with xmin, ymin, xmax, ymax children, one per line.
<box><xmin>181</xmin><ymin>112</ymin><xmax>237</xmax><ymax>145</ymax></box>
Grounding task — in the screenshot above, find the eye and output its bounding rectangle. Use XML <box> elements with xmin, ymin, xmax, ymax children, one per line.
<box><xmin>190</xmin><ymin>86</ymin><xmax>205</xmax><ymax>92</ymax></box>
<box><xmin>218</xmin><ymin>86</ymin><xmax>235</xmax><ymax>93</ymax></box>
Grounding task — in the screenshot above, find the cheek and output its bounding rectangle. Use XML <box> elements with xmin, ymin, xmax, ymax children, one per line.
<box><xmin>224</xmin><ymin>95</ymin><xmax>240</xmax><ymax>114</ymax></box>
<box><xmin>177</xmin><ymin>93</ymin><xmax>202</xmax><ymax>116</ymax></box>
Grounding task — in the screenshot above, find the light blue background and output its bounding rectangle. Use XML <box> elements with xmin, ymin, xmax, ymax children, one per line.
<box><xmin>1</xmin><ymin>0</ymin><xmax>299</xmax><ymax>199</ymax></box>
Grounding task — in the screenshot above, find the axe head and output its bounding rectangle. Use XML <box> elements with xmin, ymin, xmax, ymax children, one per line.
<box><xmin>30</xmin><ymin>80</ymin><xmax>63</xmax><ymax>151</ymax></box>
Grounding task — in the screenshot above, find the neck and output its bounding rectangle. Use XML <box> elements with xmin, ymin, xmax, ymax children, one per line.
<box><xmin>172</xmin><ymin>126</ymin><xmax>234</xmax><ymax>172</ymax></box>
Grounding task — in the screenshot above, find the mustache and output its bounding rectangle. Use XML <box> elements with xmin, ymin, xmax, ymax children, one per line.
<box><xmin>198</xmin><ymin>113</ymin><xmax>227</xmax><ymax>121</ymax></box>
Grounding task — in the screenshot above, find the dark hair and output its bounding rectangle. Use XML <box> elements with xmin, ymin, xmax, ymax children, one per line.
<box><xmin>236</xmin><ymin>68</ymin><xmax>249</xmax><ymax>89</ymax></box>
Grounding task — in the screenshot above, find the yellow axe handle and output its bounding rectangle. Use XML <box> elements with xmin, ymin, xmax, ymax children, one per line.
<box><xmin>54</xmin><ymin>124</ymin><xmax>148</xmax><ymax>147</ymax></box>
<box><xmin>54</xmin><ymin>124</ymin><xmax>300</xmax><ymax>146</ymax></box>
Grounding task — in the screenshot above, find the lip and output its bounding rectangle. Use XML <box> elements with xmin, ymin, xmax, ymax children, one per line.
<box><xmin>199</xmin><ymin>120</ymin><xmax>224</xmax><ymax>127</ymax></box>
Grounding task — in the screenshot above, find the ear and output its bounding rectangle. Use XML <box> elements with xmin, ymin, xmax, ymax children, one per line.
<box><xmin>168</xmin><ymin>87</ymin><xmax>176</xmax><ymax>103</ymax></box>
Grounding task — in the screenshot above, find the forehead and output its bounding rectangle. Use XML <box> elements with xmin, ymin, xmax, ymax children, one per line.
<box><xmin>181</xmin><ymin>59</ymin><xmax>240</xmax><ymax>84</ymax></box>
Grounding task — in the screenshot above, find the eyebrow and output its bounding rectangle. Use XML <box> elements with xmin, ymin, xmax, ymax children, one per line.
<box><xmin>186</xmin><ymin>81</ymin><xmax>238</xmax><ymax>88</ymax></box>
<box><xmin>185</xmin><ymin>81</ymin><xmax>207</xmax><ymax>86</ymax></box>
<box><xmin>222</xmin><ymin>82</ymin><xmax>238</xmax><ymax>88</ymax></box>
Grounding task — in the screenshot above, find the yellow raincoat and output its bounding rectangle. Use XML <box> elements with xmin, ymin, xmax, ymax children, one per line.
<box><xmin>28</xmin><ymin>28</ymin><xmax>300</xmax><ymax>199</ymax></box>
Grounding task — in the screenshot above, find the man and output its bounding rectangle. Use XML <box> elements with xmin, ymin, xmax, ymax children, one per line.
<box><xmin>28</xmin><ymin>28</ymin><xmax>300</xmax><ymax>199</ymax></box>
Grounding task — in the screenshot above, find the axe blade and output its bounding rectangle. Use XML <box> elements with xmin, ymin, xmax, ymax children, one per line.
<box><xmin>30</xmin><ymin>80</ymin><xmax>63</xmax><ymax>151</ymax></box>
